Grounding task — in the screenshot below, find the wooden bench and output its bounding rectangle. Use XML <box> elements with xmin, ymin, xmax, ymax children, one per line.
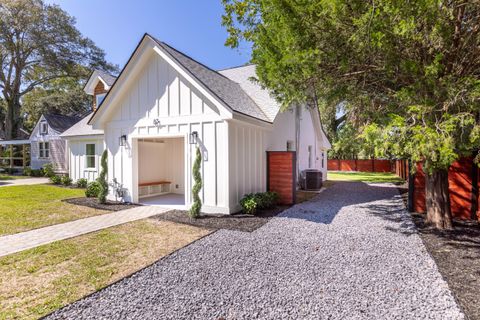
<box><xmin>138</xmin><ymin>180</ymin><xmax>171</xmax><ymax>198</ymax></box>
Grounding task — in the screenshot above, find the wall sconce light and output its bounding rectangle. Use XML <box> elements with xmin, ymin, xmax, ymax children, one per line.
<box><xmin>189</xmin><ymin>131</ymin><xmax>198</xmax><ymax>145</ymax></box>
<box><xmin>119</xmin><ymin>135</ymin><xmax>127</xmax><ymax>147</ymax></box>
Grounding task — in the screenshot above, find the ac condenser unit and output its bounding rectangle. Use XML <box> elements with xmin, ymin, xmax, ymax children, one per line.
<box><xmin>300</xmin><ymin>169</ymin><xmax>323</xmax><ymax>190</ymax></box>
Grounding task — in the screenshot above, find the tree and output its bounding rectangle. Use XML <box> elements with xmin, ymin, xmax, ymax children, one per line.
<box><xmin>0</xmin><ymin>0</ymin><xmax>116</xmax><ymax>139</ymax></box>
<box><xmin>189</xmin><ymin>147</ymin><xmax>202</xmax><ymax>218</ymax></box>
<box><xmin>222</xmin><ymin>0</ymin><xmax>480</xmax><ymax>229</ymax></box>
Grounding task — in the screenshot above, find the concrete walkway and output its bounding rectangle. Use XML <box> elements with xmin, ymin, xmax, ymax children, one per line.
<box><xmin>0</xmin><ymin>206</ymin><xmax>170</xmax><ymax>257</ymax></box>
<box><xmin>0</xmin><ymin>177</ymin><xmax>49</xmax><ymax>187</ymax></box>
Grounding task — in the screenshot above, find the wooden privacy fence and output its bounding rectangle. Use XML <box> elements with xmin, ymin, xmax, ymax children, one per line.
<box><xmin>266</xmin><ymin>151</ymin><xmax>296</xmax><ymax>205</ymax></box>
<box><xmin>327</xmin><ymin>159</ymin><xmax>393</xmax><ymax>173</ymax></box>
<box><xmin>411</xmin><ymin>158</ymin><xmax>479</xmax><ymax>221</ymax></box>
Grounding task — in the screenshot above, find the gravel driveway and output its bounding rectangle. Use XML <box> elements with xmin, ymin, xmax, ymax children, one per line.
<box><xmin>46</xmin><ymin>182</ymin><xmax>464</xmax><ymax>320</ymax></box>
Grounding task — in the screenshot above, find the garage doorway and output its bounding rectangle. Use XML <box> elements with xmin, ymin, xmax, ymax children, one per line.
<box><xmin>137</xmin><ymin>136</ymin><xmax>186</xmax><ymax>209</ymax></box>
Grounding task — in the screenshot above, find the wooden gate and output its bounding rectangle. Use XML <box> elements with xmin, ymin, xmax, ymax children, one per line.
<box><xmin>266</xmin><ymin>151</ymin><xmax>296</xmax><ymax>205</ymax></box>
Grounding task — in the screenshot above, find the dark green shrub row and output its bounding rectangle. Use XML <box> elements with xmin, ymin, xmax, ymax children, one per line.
<box><xmin>240</xmin><ymin>191</ymin><xmax>279</xmax><ymax>215</ymax></box>
<box><xmin>23</xmin><ymin>167</ymin><xmax>44</xmax><ymax>177</ymax></box>
<box><xmin>76</xmin><ymin>178</ymin><xmax>88</xmax><ymax>188</ymax></box>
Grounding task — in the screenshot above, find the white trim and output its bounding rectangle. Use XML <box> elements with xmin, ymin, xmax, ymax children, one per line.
<box><xmin>84</xmin><ymin>71</ymin><xmax>112</xmax><ymax>95</ymax></box>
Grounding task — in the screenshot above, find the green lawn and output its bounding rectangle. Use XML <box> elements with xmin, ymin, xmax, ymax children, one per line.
<box><xmin>328</xmin><ymin>171</ymin><xmax>404</xmax><ymax>183</ymax></box>
<box><xmin>0</xmin><ymin>185</ymin><xmax>108</xmax><ymax>235</ymax></box>
<box><xmin>0</xmin><ymin>219</ymin><xmax>211</xmax><ymax>319</ymax></box>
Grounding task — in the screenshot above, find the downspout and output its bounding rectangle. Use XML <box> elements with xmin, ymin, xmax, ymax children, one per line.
<box><xmin>295</xmin><ymin>104</ymin><xmax>300</xmax><ymax>189</ymax></box>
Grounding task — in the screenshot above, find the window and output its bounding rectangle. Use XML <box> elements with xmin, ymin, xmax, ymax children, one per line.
<box><xmin>308</xmin><ymin>145</ymin><xmax>313</xmax><ymax>168</ymax></box>
<box><xmin>96</xmin><ymin>93</ymin><xmax>106</xmax><ymax>107</ymax></box>
<box><xmin>86</xmin><ymin>144</ymin><xmax>96</xmax><ymax>169</ymax></box>
<box><xmin>39</xmin><ymin>142</ymin><xmax>49</xmax><ymax>159</ymax></box>
<box><xmin>40</xmin><ymin>121</ymin><xmax>48</xmax><ymax>135</ymax></box>
<box><xmin>286</xmin><ymin>140</ymin><xmax>294</xmax><ymax>151</ymax></box>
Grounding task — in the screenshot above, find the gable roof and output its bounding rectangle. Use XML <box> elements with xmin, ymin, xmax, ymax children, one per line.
<box><xmin>218</xmin><ymin>64</ymin><xmax>280</xmax><ymax>122</ymax></box>
<box><xmin>61</xmin><ymin>112</ymin><xmax>103</xmax><ymax>138</ymax></box>
<box><xmin>42</xmin><ymin>113</ymin><xmax>82</xmax><ymax>133</ymax></box>
<box><xmin>84</xmin><ymin>70</ymin><xmax>117</xmax><ymax>95</ymax></box>
<box><xmin>151</xmin><ymin>37</ymin><xmax>271</xmax><ymax>123</ymax></box>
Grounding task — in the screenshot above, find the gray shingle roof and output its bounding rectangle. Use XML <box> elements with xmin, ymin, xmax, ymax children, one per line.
<box><xmin>96</xmin><ymin>70</ymin><xmax>117</xmax><ymax>87</ymax></box>
<box><xmin>43</xmin><ymin>114</ymin><xmax>82</xmax><ymax>133</ymax></box>
<box><xmin>219</xmin><ymin>65</ymin><xmax>280</xmax><ymax>122</ymax></box>
<box><xmin>61</xmin><ymin>112</ymin><xmax>104</xmax><ymax>137</ymax></box>
<box><xmin>151</xmin><ymin>37</ymin><xmax>271</xmax><ymax>123</ymax></box>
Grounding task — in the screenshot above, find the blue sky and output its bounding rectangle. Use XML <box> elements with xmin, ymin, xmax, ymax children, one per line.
<box><xmin>46</xmin><ymin>0</ymin><xmax>252</xmax><ymax>71</ymax></box>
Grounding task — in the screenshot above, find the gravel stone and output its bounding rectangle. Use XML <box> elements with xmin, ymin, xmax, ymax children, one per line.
<box><xmin>45</xmin><ymin>181</ymin><xmax>464</xmax><ymax>320</ymax></box>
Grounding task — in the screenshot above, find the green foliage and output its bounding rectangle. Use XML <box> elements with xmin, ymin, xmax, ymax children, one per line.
<box><xmin>222</xmin><ymin>0</ymin><xmax>480</xmax><ymax>171</ymax></box>
<box><xmin>49</xmin><ymin>175</ymin><xmax>61</xmax><ymax>185</ymax></box>
<box><xmin>23</xmin><ymin>167</ymin><xmax>44</xmax><ymax>177</ymax></box>
<box><xmin>0</xmin><ymin>0</ymin><xmax>118</xmax><ymax>139</ymax></box>
<box><xmin>22</xmin><ymin>167</ymin><xmax>32</xmax><ymax>176</ymax></box>
<box><xmin>76</xmin><ymin>178</ymin><xmax>88</xmax><ymax>188</ymax></box>
<box><xmin>61</xmin><ymin>175</ymin><xmax>72</xmax><ymax>186</ymax></box>
<box><xmin>189</xmin><ymin>147</ymin><xmax>203</xmax><ymax>218</ymax></box>
<box><xmin>85</xmin><ymin>181</ymin><xmax>101</xmax><ymax>198</ymax></box>
<box><xmin>42</xmin><ymin>163</ymin><xmax>55</xmax><ymax>178</ymax></box>
<box><xmin>240</xmin><ymin>191</ymin><xmax>279</xmax><ymax>215</ymax></box>
<box><xmin>97</xmin><ymin>150</ymin><xmax>108</xmax><ymax>204</ymax></box>
<box><xmin>240</xmin><ymin>196</ymin><xmax>257</xmax><ymax>215</ymax></box>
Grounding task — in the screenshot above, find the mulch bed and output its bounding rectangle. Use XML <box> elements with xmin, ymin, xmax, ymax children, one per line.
<box><xmin>63</xmin><ymin>197</ymin><xmax>141</xmax><ymax>212</ymax></box>
<box><xmin>412</xmin><ymin>215</ymin><xmax>480</xmax><ymax>320</ymax></box>
<box><xmin>150</xmin><ymin>206</ymin><xmax>289</xmax><ymax>232</ymax></box>
<box><xmin>396</xmin><ymin>185</ymin><xmax>480</xmax><ymax>319</ymax></box>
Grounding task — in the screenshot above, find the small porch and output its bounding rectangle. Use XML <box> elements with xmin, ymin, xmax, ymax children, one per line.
<box><xmin>0</xmin><ymin>139</ymin><xmax>31</xmax><ymax>173</ymax></box>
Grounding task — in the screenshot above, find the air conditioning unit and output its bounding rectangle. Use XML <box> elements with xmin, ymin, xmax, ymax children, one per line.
<box><xmin>300</xmin><ymin>169</ymin><xmax>323</xmax><ymax>191</ymax></box>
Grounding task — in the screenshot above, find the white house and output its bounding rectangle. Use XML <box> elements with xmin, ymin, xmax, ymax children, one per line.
<box><xmin>30</xmin><ymin>113</ymin><xmax>82</xmax><ymax>173</ymax></box>
<box><xmin>68</xmin><ymin>34</ymin><xmax>330</xmax><ymax>214</ymax></box>
<box><xmin>60</xmin><ymin>70</ymin><xmax>116</xmax><ymax>181</ymax></box>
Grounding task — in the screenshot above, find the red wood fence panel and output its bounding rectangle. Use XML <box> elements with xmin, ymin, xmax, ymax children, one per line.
<box><xmin>412</xmin><ymin>158</ymin><xmax>479</xmax><ymax>221</ymax></box>
<box><xmin>327</xmin><ymin>159</ymin><xmax>394</xmax><ymax>173</ymax></box>
<box><xmin>267</xmin><ymin>151</ymin><xmax>296</xmax><ymax>205</ymax></box>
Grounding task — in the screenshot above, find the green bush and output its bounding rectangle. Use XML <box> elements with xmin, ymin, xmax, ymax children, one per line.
<box><xmin>43</xmin><ymin>163</ymin><xmax>55</xmax><ymax>177</ymax></box>
<box><xmin>50</xmin><ymin>175</ymin><xmax>62</xmax><ymax>185</ymax></box>
<box><xmin>189</xmin><ymin>147</ymin><xmax>202</xmax><ymax>218</ymax></box>
<box><xmin>97</xmin><ymin>150</ymin><xmax>108</xmax><ymax>204</ymax></box>
<box><xmin>85</xmin><ymin>181</ymin><xmax>101</xmax><ymax>198</ymax></box>
<box><xmin>240</xmin><ymin>191</ymin><xmax>279</xmax><ymax>214</ymax></box>
<box><xmin>240</xmin><ymin>194</ymin><xmax>257</xmax><ymax>215</ymax></box>
<box><xmin>76</xmin><ymin>178</ymin><xmax>88</xmax><ymax>188</ymax></box>
<box><xmin>61</xmin><ymin>175</ymin><xmax>72</xmax><ymax>186</ymax></box>
<box><xmin>30</xmin><ymin>168</ymin><xmax>44</xmax><ymax>177</ymax></box>
<box><xmin>23</xmin><ymin>167</ymin><xmax>32</xmax><ymax>176</ymax></box>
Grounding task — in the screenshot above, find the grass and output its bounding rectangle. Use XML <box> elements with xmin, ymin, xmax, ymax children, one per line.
<box><xmin>0</xmin><ymin>219</ymin><xmax>211</xmax><ymax>319</ymax></box>
<box><xmin>0</xmin><ymin>174</ymin><xmax>30</xmax><ymax>181</ymax></box>
<box><xmin>328</xmin><ymin>171</ymin><xmax>404</xmax><ymax>183</ymax></box>
<box><xmin>0</xmin><ymin>185</ymin><xmax>107</xmax><ymax>235</ymax></box>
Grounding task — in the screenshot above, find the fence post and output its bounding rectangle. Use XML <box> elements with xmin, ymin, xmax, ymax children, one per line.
<box><xmin>407</xmin><ymin>160</ymin><xmax>415</xmax><ymax>212</ymax></box>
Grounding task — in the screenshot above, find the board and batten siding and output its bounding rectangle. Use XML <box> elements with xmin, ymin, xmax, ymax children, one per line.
<box><xmin>67</xmin><ymin>138</ymin><xmax>104</xmax><ymax>182</ymax></box>
<box><xmin>103</xmin><ymin>52</ymin><xmax>230</xmax><ymax>213</ymax></box>
<box><xmin>228</xmin><ymin>121</ymin><xmax>268</xmax><ymax>211</ymax></box>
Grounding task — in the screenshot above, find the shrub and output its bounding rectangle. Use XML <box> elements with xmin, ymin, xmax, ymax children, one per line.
<box><xmin>85</xmin><ymin>181</ymin><xmax>101</xmax><ymax>198</ymax></box>
<box><xmin>50</xmin><ymin>175</ymin><xmax>62</xmax><ymax>185</ymax></box>
<box><xmin>43</xmin><ymin>163</ymin><xmax>55</xmax><ymax>178</ymax></box>
<box><xmin>61</xmin><ymin>175</ymin><xmax>72</xmax><ymax>186</ymax></box>
<box><xmin>240</xmin><ymin>194</ymin><xmax>257</xmax><ymax>215</ymax></box>
<box><xmin>256</xmin><ymin>191</ymin><xmax>279</xmax><ymax>209</ymax></box>
<box><xmin>76</xmin><ymin>178</ymin><xmax>88</xmax><ymax>188</ymax></box>
<box><xmin>189</xmin><ymin>147</ymin><xmax>202</xmax><ymax>218</ymax></box>
<box><xmin>97</xmin><ymin>150</ymin><xmax>108</xmax><ymax>204</ymax></box>
<box><xmin>23</xmin><ymin>167</ymin><xmax>32</xmax><ymax>176</ymax></box>
<box><xmin>30</xmin><ymin>168</ymin><xmax>44</xmax><ymax>177</ymax></box>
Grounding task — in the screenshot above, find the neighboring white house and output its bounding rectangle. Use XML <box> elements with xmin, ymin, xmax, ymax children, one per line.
<box><xmin>60</xmin><ymin>70</ymin><xmax>116</xmax><ymax>182</ymax></box>
<box><xmin>30</xmin><ymin>113</ymin><xmax>82</xmax><ymax>173</ymax></box>
<box><xmin>80</xmin><ymin>34</ymin><xmax>330</xmax><ymax>214</ymax></box>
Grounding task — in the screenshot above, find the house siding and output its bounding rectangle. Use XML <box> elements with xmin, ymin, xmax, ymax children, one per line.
<box><xmin>67</xmin><ymin>138</ymin><xmax>105</xmax><ymax>182</ymax></box>
<box><xmin>30</xmin><ymin>116</ymin><xmax>67</xmax><ymax>173</ymax></box>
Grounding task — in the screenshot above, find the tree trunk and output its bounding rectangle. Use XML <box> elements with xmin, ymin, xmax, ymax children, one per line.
<box><xmin>4</xmin><ymin>97</ymin><xmax>20</xmax><ymax>140</ymax></box>
<box><xmin>425</xmin><ymin>168</ymin><xmax>453</xmax><ymax>229</ymax></box>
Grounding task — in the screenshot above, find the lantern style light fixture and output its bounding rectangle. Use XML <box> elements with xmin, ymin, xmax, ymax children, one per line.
<box><xmin>189</xmin><ymin>131</ymin><xmax>198</xmax><ymax>145</ymax></box>
<box><xmin>119</xmin><ymin>135</ymin><xmax>127</xmax><ymax>147</ymax></box>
